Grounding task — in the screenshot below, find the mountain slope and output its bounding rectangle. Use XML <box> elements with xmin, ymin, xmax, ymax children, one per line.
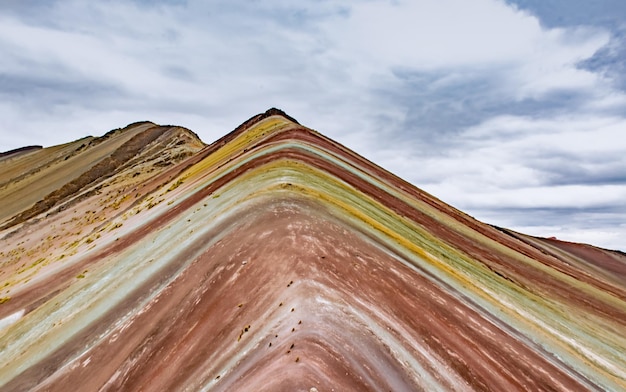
<box><xmin>0</xmin><ymin>109</ymin><xmax>624</xmax><ymax>391</ymax></box>
<box><xmin>0</xmin><ymin>122</ymin><xmax>204</xmax><ymax>227</ymax></box>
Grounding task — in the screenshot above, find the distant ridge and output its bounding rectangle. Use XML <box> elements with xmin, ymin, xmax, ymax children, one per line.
<box><xmin>0</xmin><ymin>145</ymin><xmax>42</xmax><ymax>159</ymax></box>
<box><xmin>0</xmin><ymin>122</ymin><xmax>205</xmax><ymax>229</ymax></box>
<box><xmin>0</xmin><ymin>109</ymin><xmax>624</xmax><ymax>391</ymax></box>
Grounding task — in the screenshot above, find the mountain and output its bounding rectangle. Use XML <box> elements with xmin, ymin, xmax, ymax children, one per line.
<box><xmin>0</xmin><ymin>109</ymin><xmax>624</xmax><ymax>391</ymax></box>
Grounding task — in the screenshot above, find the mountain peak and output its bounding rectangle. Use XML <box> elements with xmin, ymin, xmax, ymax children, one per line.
<box><xmin>0</xmin><ymin>112</ymin><xmax>624</xmax><ymax>391</ymax></box>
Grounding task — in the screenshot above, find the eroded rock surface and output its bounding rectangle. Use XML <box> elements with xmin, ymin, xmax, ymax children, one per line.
<box><xmin>0</xmin><ymin>109</ymin><xmax>624</xmax><ymax>391</ymax></box>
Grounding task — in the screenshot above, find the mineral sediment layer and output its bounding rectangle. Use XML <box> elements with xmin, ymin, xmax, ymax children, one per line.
<box><xmin>0</xmin><ymin>109</ymin><xmax>624</xmax><ymax>391</ymax></box>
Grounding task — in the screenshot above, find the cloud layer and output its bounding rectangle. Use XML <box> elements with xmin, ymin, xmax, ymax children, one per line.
<box><xmin>1</xmin><ymin>0</ymin><xmax>625</xmax><ymax>250</ymax></box>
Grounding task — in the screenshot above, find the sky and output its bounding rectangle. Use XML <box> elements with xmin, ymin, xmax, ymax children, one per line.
<box><xmin>1</xmin><ymin>0</ymin><xmax>625</xmax><ymax>251</ymax></box>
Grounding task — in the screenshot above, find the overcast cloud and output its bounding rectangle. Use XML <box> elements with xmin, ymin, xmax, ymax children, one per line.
<box><xmin>1</xmin><ymin>0</ymin><xmax>625</xmax><ymax>250</ymax></box>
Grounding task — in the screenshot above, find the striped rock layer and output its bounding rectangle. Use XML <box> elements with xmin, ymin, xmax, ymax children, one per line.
<box><xmin>0</xmin><ymin>109</ymin><xmax>625</xmax><ymax>391</ymax></box>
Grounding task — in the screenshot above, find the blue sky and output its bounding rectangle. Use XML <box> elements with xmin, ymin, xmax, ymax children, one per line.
<box><xmin>1</xmin><ymin>0</ymin><xmax>625</xmax><ymax>250</ymax></box>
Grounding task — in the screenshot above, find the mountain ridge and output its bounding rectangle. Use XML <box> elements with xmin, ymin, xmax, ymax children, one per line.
<box><xmin>0</xmin><ymin>109</ymin><xmax>624</xmax><ymax>390</ymax></box>
<box><xmin>0</xmin><ymin>122</ymin><xmax>205</xmax><ymax>230</ymax></box>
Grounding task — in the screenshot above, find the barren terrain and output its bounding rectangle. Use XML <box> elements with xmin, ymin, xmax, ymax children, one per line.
<box><xmin>0</xmin><ymin>109</ymin><xmax>624</xmax><ymax>391</ymax></box>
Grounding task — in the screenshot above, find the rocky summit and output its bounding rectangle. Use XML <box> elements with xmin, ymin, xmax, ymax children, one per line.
<box><xmin>0</xmin><ymin>109</ymin><xmax>625</xmax><ymax>391</ymax></box>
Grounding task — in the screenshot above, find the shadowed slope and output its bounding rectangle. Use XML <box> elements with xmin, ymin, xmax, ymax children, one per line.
<box><xmin>0</xmin><ymin>122</ymin><xmax>204</xmax><ymax>229</ymax></box>
<box><xmin>0</xmin><ymin>146</ymin><xmax>43</xmax><ymax>161</ymax></box>
<box><xmin>0</xmin><ymin>109</ymin><xmax>624</xmax><ymax>391</ymax></box>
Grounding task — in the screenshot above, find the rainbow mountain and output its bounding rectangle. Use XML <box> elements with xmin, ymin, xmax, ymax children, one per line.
<box><xmin>0</xmin><ymin>109</ymin><xmax>625</xmax><ymax>391</ymax></box>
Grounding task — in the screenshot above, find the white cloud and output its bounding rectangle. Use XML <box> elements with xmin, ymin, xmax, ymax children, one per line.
<box><xmin>0</xmin><ymin>0</ymin><xmax>618</xmax><ymax>146</ymax></box>
<box><xmin>323</xmin><ymin>0</ymin><xmax>611</xmax><ymax>98</ymax></box>
<box><xmin>325</xmin><ymin>0</ymin><xmax>541</xmax><ymax>68</ymax></box>
<box><xmin>462</xmin><ymin>114</ymin><xmax>626</xmax><ymax>164</ymax></box>
<box><xmin>427</xmin><ymin>183</ymin><xmax>626</xmax><ymax>210</ymax></box>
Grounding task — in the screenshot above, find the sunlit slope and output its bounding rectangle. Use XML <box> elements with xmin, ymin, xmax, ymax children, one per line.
<box><xmin>0</xmin><ymin>109</ymin><xmax>624</xmax><ymax>391</ymax></box>
<box><xmin>0</xmin><ymin>123</ymin><xmax>157</xmax><ymax>225</ymax></box>
<box><xmin>0</xmin><ymin>124</ymin><xmax>205</xmax><ymax>292</ymax></box>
